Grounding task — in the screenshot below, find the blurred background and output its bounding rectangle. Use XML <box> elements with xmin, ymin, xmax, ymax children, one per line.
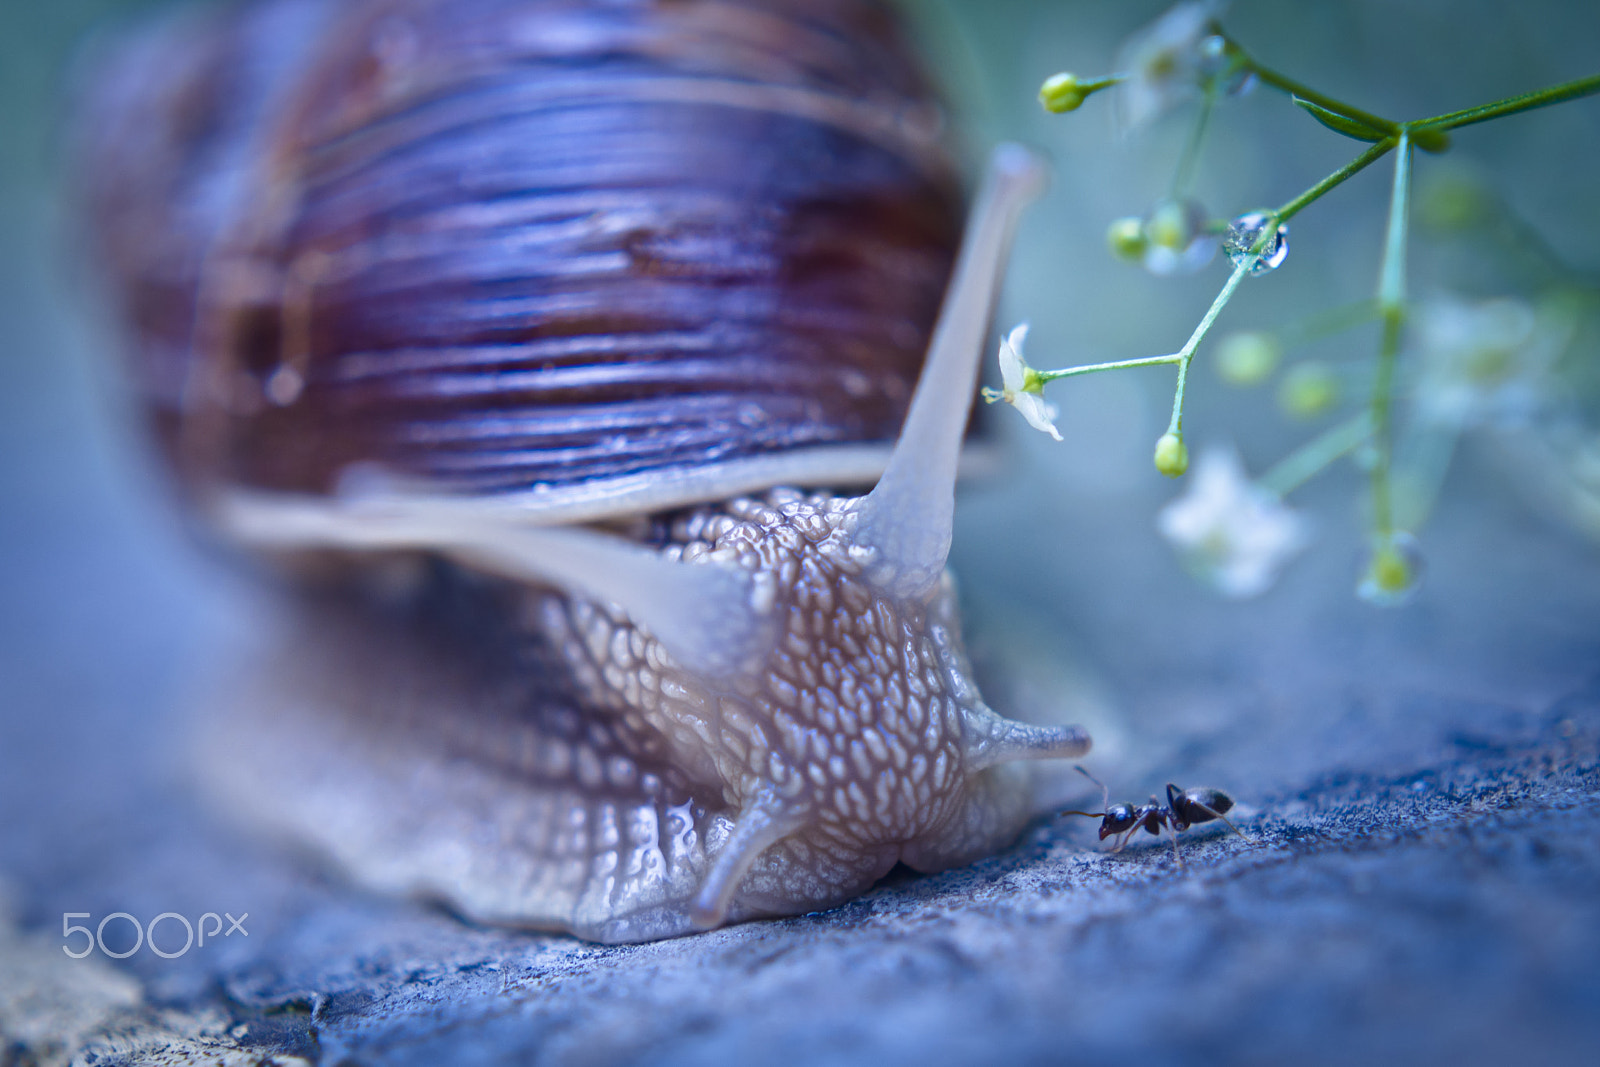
<box><xmin>2</xmin><ymin>0</ymin><xmax>1599</xmax><ymax>1061</ymax></box>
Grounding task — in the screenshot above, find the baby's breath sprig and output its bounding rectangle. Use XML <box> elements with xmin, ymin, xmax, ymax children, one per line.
<box><xmin>1038</xmin><ymin>73</ymin><xmax>1122</xmax><ymax>114</ymax></box>
<box><xmin>1020</xmin><ymin>2</ymin><xmax>1600</xmax><ymax>603</ymax></box>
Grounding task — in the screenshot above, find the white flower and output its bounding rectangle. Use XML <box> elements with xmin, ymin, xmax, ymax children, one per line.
<box><xmin>1157</xmin><ymin>448</ymin><xmax>1309</xmax><ymax>598</ymax></box>
<box><xmin>1113</xmin><ymin>1</ymin><xmax>1223</xmax><ymax>134</ymax></box>
<box><xmin>1414</xmin><ymin>295</ymin><xmax>1573</xmax><ymax>428</ymax></box>
<box><xmin>988</xmin><ymin>324</ymin><xmax>1063</xmax><ymax>441</ymax></box>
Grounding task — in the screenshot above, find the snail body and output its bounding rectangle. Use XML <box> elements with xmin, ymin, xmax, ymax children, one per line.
<box><xmin>79</xmin><ymin>0</ymin><xmax>1091</xmax><ymax>943</ymax></box>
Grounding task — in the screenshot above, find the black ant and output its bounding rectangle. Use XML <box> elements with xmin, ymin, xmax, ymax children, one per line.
<box><xmin>1060</xmin><ymin>766</ymin><xmax>1241</xmax><ymax>866</ymax></box>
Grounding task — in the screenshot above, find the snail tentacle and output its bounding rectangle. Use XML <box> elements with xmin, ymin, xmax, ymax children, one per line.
<box><xmin>962</xmin><ymin>716</ymin><xmax>1094</xmax><ymax>772</ymax></box>
<box><xmin>854</xmin><ymin>144</ymin><xmax>1048</xmax><ymax>601</ymax></box>
<box><xmin>213</xmin><ymin>491</ymin><xmax>775</xmax><ymax>678</ymax></box>
<box><xmin>689</xmin><ymin>787</ymin><xmax>805</xmax><ymax>931</ymax></box>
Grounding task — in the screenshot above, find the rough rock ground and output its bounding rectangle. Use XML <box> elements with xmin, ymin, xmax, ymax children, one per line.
<box><xmin>3</xmin><ymin>455</ymin><xmax>1599</xmax><ymax>1066</ymax></box>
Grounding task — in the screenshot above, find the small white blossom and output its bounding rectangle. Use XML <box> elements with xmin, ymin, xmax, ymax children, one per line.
<box><xmin>1414</xmin><ymin>295</ymin><xmax>1572</xmax><ymax>427</ymax></box>
<box><xmin>988</xmin><ymin>324</ymin><xmax>1063</xmax><ymax>441</ymax></box>
<box><xmin>1113</xmin><ymin>1</ymin><xmax>1223</xmax><ymax>133</ymax></box>
<box><xmin>1157</xmin><ymin>448</ymin><xmax>1309</xmax><ymax>598</ymax></box>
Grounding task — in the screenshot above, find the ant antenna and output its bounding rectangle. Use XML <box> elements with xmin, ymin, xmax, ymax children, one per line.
<box><xmin>1059</xmin><ymin>764</ymin><xmax>1110</xmax><ymax>820</ymax></box>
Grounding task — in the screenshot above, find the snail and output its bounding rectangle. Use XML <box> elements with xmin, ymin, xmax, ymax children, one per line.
<box><xmin>76</xmin><ymin>0</ymin><xmax>1092</xmax><ymax>944</ymax></box>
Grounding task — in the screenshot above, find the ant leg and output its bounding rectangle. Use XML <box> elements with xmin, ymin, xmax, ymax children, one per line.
<box><xmin>1164</xmin><ymin>823</ymin><xmax>1187</xmax><ymax>869</ymax></box>
<box><xmin>1192</xmin><ymin>801</ymin><xmax>1244</xmax><ymax>841</ymax></box>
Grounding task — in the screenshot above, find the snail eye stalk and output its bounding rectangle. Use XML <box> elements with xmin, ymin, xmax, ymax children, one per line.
<box><xmin>855</xmin><ymin>145</ymin><xmax>1047</xmax><ymax>603</ymax></box>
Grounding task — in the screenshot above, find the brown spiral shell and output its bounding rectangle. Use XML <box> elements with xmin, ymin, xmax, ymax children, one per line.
<box><xmin>78</xmin><ymin>0</ymin><xmax>963</xmax><ymax>505</ymax></box>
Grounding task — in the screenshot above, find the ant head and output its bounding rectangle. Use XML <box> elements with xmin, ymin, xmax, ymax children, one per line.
<box><xmin>1100</xmin><ymin>803</ymin><xmax>1139</xmax><ymax>839</ymax></box>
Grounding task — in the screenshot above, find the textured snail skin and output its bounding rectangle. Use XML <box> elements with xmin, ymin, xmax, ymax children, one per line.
<box><xmin>207</xmin><ymin>490</ymin><xmax>1085</xmax><ymax>942</ymax></box>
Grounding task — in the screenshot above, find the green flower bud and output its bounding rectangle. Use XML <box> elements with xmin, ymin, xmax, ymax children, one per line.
<box><xmin>1106</xmin><ymin>216</ymin><xmax>1148</xmax><ymax>262</ymax></box>
<box><xmin>1370</xmin><ymin>546</ymin><xmax>1411</xmax><ymax>592</ymax></box>
<box><xmin>1215</xmin><ymin>331</ymin><xmax>1282</xmax><ymax>386</ymax></box>
<box><xmin>1145</xmin><ymin>200</ymin><xmax>1191</xmax><ymax>251</ymax></box>
<box><xmin>1278</xmin><ymin>362</ymin><xmax>1339</xmax><ymax>419</ymax></box>
<box><xmin>1356</xmin><ymin>532</ymin><xmax>1424</xmax><ymax>607</ymax></box>
<box><xmin>1039</xmin><ymin>73</ymin><xmax>1087</xmax><ymax>113</ymax></box>
<box><xmin>1153</xmin><ymin>432</ymin><xmax>1189</xmax><ymax>477</ymax></box>
<box><xmin>1410</xmin><ymin>128</ymin><xmax>1451</xmax><ymax>155</ymax></box>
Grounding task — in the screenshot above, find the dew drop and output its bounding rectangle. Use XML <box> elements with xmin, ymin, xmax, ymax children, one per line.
<box><xmin>1224</xmin><ymin>212</ymin><xmax>1289</xmax><ymax>275</ymax></box>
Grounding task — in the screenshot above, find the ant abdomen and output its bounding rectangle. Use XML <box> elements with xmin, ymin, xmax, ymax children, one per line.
<box><xmin>1165</xmin><ymin>784</ymin><xmax>1235</xmax><ymax>832</ymax></box>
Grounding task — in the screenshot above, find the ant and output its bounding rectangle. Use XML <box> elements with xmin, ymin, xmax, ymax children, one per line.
<box><xmin>1060</xmin><ymin>766</ymin><xmax>1242</xmax><ymax>866</ymax></box>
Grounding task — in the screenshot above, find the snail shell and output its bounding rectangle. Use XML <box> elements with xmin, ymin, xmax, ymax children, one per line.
<box><xmin>79</xmin><ymin>0</ymin><xmax>1091</xmax><ymax>943</ymax></box>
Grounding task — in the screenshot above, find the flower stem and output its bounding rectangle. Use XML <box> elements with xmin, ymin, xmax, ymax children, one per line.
<box><xmin>1370</xmin><ymin>133</ymin><xmax>1414</xmax><ymax>541</ymax></box>
<box><xmin>1167</xmin><ymin>261</ymin><xmax>1254</xmax><ymax>436</ymax></box>
<box><xmin>1409</xmin><ymin>72</ymin><xmax>1600</xmax><ymax>132</ymax></box>
<box><xmin>1226</xmin><ymin>40</ymin><xmax>1401</xmax><ymax>138</ymax></box>
<box><xmin>1257</xmin><ymin>414</ymin><xmax>1372</xmax><ymax>499</ymax></box>
<box><xmin>1392</xmin><ymin>420</ymin><xmax>1461</xmax><ymax>532</ymax></box>
<box><xmin>1273</xmin><ymin>138</ymin><xmax>1396</xmax><ymax>224</ymax></box>
<box><xmin>1035</xmin><ymin>353</ymin><xmax>1181</xmax><ymax>383</ymax></box>
<box><xmin>1276</xmin><ymin>298</ymin><xmax>1384</xmax><ymax>350</ymax></box>
<box><xmin>1378</xmin><ymin>138</ymin><xmax>1412</xmax><ymax>309</ymax></box>
<box><xmin>1170</xmin><ymin>87</ymin><xmax>1216</xmax><ymax>199</ymax></box>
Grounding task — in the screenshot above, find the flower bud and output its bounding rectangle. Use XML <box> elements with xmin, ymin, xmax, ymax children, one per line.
<box><xmin>1215</xmin><ymin>331</ymin><xmax>1281</xmax><ymax>386</ymax></box>
<box><xmin>1039</xmin><ymin>73</ymin><xmax>1087</xmax><ymax>113</ymax></box>
<box><xmin>1278</xmin><ymin>362</ymin><xmax>1339</xmax><ymax>419</ymax></box>
<box><xmin>1372</xmin><ymin>548</ymin><xmax>1411</xmax><ymax>591</ymax></box>
<box><xmin>1357</xmin><ymin>533</ymin><xmax>1425</xmax><ymax>607</ymax></box>
<box><xmin>1146</xmin><ymin>200</ymin><xmax>1192</xmax><ymax>251</ymax></box>
<box><xmin>1154</xmin><ymin>432</ymin><xmax>1190</xmax><ymax>477</ymax></box>
<box><xmin>1105</xmin><ymin>217</ymin><xmax>1148</xmax><ymax>262</ymax></box>
<box><xmin>1137</xmin><ymin>199</ymin><xmax>1217</xmax><ymax>275</ymax></box>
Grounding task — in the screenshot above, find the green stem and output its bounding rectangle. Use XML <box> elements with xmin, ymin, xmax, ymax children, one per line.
<box><xmin>1378</xmin><ymin>136</ymin><xmax>1413</xmax><ymax>309</ymax></box>
<box><xmin>1370</xmin><ymin>310</ymin><xmax>1403</xmax><ymax>538</ymax></box>
<box><xmin>1168</xmin><ymin>261</ymin><xmax>1253</xmax><ymax>435</ymax></box>
<box><xmin>1409</xmin><ymin>72</ymin><xmax>1600</xmax><ymax>132</ymax></box>
<box><xmin>1230</xmin><ymin>43</ymin><xmax>1401</xmax><ymax>137</ymax></box>
<box><xmin>1082</xmin><ymin>74</ymin><xmax>1128</xmax><ymax>94</ymax></box>
<box><xmin>1277</xmin><ymin>298</ymin><xmax>1383</xmax><ymax>350</ymax></box>
<box><xmin>1273</xmin><ymin>138</ymin><xmax>1396</xmax><ymax>223</ymax></box>
<box><xmin>1035</xmin><ymin>353</ymin><xmax>1181</xmax><ymax>384</ymax></box>
<box><xmin>1171</xmin><ymin>88</ymin><xmax>1216</xmax><ymax>199</ymax></box>
<box><xmin>1392</xmin><ymin>419</ymin><xmax>1461</xmax><ymax>532</ymax></box>
<box><xmin>1257</xmin><ymin>414</ymin><xmax>1372</xmax><ymax>499</ymax></box>
<box><xmin>1370</xmin><ymin>133</ymin><xmax>1413</xmax><ymax>540</ymax></box>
